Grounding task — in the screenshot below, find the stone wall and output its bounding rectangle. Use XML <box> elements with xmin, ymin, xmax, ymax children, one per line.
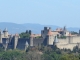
<box><xmin>58</xmin><ymin>38</ymin><xmax>69</xmax><ymax>44</ymax></box>
<box><xmin>33</xmin><ymin>38</ymin><xmax>45</xmax><ymax>46</ymax></box>
<box><xmin>17</xmin><ymin>38</ymin><xmax>29</xmax><ymax>50</ymax></box>
<box><xmin>56</xmin><ymin>36</ymin><xmax>80</xmax><ymax>50</ymax></box>
<box><xmin>47</xmin><ymin>35</ymin><xmax>55</xmax><ymax>45</ymax></box>
<box><xmin>56</xmin><ymin>43</ymin><xmax>77</xmax><ymax>50</ymax></box>
<box><xmin>72</xmin><ymin>36</ymin><xmax>80</xmax><ymax>43</ymax></box>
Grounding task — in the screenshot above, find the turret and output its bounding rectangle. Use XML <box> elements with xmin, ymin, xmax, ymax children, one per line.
<box><xmin>13</xmin><ymin>34</ymin><xmax>19</xmax><ymax>49</ymax></box>
<box><xmin>25</xmin><ymin>41</ymin><xmax>29</xmax><ymax>51</ymax></box>
<box><xmin>41</xmin><ymin>27</ymin><xmax>51</xmax><ymax>38</ymax></box>
<box><xmin>30</xmin><ymin>34</ymin><xmax>33</xmax><ymax>46</ymax></box>
<box><xmin>47</xmin><ymin>29</ymin><xmax>54</xmax><ymax>45</ymax></box>
<box><xmin>54</xmin><ymin>36</ymin><xmax>58</xmax><ymax>43</ymax></box>
<box><xmin>0</xmin><ymin>30</ymin><xmax>2</xmax><ymax>43</ymax></box>
<box><xmin>68</xmin><ymin>35</ymin><xmax>73</xmax><ymax>44</ymax></box>
<box><xmin>44</xmin><ymin>27</ymin><xmax>48</xmax><ymax>30</ymax></box>
<box><xmin>53</xmin><ymin>36</ymin><xmax>59</xmax><ymax>46</ymax></box>
<box><xmin>63</xmin><ymin>26</ymin><xmax>66</xmax><ymax>36</ymax></box>
<box><xmin>3</xmin><ymin>28</ymin><xmax>8</xmax><ymax>38</ymax></box>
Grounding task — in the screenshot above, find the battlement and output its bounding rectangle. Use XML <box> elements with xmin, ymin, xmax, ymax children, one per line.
<box><xmin>44</xmin><ymin>27</ymin><xmax>51</xmax><ymax>30</ymax></box>
<box><xmin>0</xmin><ymin>27</ymin><xmax>80</xmax><ymax>51</ymax></box>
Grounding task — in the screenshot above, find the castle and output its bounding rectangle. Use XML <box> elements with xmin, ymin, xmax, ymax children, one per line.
<box><xmin>0</xmin><ymin>27</ymin><xmax>80</xmax><ymax>51</ymax></box>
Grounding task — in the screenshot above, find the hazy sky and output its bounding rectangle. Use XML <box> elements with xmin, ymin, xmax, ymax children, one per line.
<box><xmin>0</xmin><ymin>0</ymin><xmax>80</xmax><ymax>27</ymax></box>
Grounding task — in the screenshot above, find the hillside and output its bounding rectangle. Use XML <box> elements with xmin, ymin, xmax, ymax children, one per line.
<box><xmin>0</xmin><ymin>22</ymin><xmax>79</xmax><ymax>34</ymax></box>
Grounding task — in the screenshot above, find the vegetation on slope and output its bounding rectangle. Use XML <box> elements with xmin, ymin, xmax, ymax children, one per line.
<box><xmin>0</xmin><ymin>45</ymin><xmax>80</xmax><ymax>60</ymax></box>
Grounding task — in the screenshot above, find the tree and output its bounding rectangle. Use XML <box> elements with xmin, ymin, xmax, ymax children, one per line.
<box><xmin>19</xmin><ymin>32</ymin><xmax>30</xmax><ymax>38</ymax></box>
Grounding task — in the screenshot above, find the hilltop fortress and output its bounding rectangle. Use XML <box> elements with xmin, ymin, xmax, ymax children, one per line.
<box><xmin>0</xmin><ymin>27</ymin><xmax>80</xmax><ymax>51</ymax></box>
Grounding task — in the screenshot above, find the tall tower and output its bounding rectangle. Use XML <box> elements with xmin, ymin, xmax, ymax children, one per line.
<box><xmin>68</xmin><ymin>35</ymin><xmax>73</xmax><ymax>44</ymax></box>
<box><xmin>41</xmin><ymin>27</ymin><xmax>51</xmax><ymax>38</ymax></box>
<box><xmin>3</xmin><ymin>28</ymin><xmax>8</xmax><ymax>38</ymax></box>
<box><xmin>63</xmin><ymin>26</ymin><xmax>66</xmax><ymax>36</ymax></box>
<box><xmin>0</xmin><ymin>30</ymin><xmax>2</xmax><ymax>43</ymax></box>
<box><xmin>13</xmin><ymin>34</ymin><xmax>19</xmax><ymax>49</ymax></box>
<box><xmin>30</xmin><ymin>34</ymin><xmax>33</xmax><ymax>46</ymax></box>
<box><xmin>47</xmin><ymin>29</ymin><xmax>54</xmax><ymax>45</ymax></box>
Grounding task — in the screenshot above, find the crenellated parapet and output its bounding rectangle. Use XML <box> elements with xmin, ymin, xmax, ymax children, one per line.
<box><xmin>41</xmin><ymin>27</ymin><xmax>52</xmax><ymax>38</ymax></box>
<box><xmin>1</xmin><ymin>27</ymin><xmax>80</xmax><ymax>51</ymax></box>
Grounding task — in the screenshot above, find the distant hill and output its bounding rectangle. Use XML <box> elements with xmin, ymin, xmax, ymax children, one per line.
<box><xmin>0</xmin><ymin>22</ymin><xmax>79</xmax><ymax>34</ymax></box>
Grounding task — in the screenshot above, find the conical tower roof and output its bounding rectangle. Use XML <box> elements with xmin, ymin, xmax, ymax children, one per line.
<box><xmin>3</xmin><ymin>28</ymin><xmax>8</xmax><ymax>32</ymax></box>
<box><xmin>25</xmin><ymin>41</ymin><xmax>29</xmax><ymax>46</ymax></box>
<box><xmin>54</xmin><ymin>36</ymin><xmax>58</xmax><ymax>43</ymax></box>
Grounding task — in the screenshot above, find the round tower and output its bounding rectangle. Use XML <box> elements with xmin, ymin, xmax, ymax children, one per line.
<box><xmin>47</xmin><ymin>29</ymin><xmax>54</xmax><ymax>45</ymax></box>
<box><xmin>68</xmin><ymin>34</ymin><xmax>73</xmax><ymax>44</ymax></box>
<box><xmin>30</xmin><ymin>34</ymin><xmax>34</xmax><ymax>46</ymax></box>
<box><xmin>13</xmin><ymin>34</ymin><xmax>19</xmax><ymax>49</ymax></box>
<box><xmin>0</xmin><ymin>30</ymin><xmax>2</xmax><ymax>43</ymax></box>
<box><xmin>3</xmin><ymin>28</ymin><xmax>8</xmax><ymax>38</ymax></box>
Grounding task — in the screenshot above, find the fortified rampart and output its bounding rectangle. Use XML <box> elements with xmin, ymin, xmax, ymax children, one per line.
<box><xmin>55</xmin><ymin>36</ymin><xmax>80</xmax><ymax>50</ymax></box>
<box><xmin>0</xmin><ymin>27</ymin><xmax>80</xmax><ymax>51</ymax></box>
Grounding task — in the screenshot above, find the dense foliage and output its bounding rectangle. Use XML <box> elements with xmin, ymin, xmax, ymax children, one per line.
<box><xmin>0</xmin><ymin>46</ymin><xmax>80</xmax><ymax>60</ymax></box>
<box><xmin>19</xmin><ymin>32</ymin><xmax>30</xmax><ymax>38</ymax></box>
<box><xmin>57</xmin><ymin>36</ymin><xmax>66</xmax><ymax>39</ymax></box>
<box><xmin>9</xmin><ymin>31</ymin><xmax>79</xmax><ymax>60</ymax></box>
<box><xmin>71</xmin><ymin>31</ymin><xmax>78</xmax><ymax>35</ymax></box>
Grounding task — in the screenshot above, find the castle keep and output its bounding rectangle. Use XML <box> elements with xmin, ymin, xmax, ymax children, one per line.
<box><xmin>0</xmin><ymin>27</ymin><xmax>80</xmax><ymax>51</ymax></box>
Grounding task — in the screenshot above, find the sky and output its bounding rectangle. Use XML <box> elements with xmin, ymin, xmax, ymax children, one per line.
<box><xmin>0</xmin><ymin>0</ymin><xmax>80</xmax><ymax>27</ymax></box>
